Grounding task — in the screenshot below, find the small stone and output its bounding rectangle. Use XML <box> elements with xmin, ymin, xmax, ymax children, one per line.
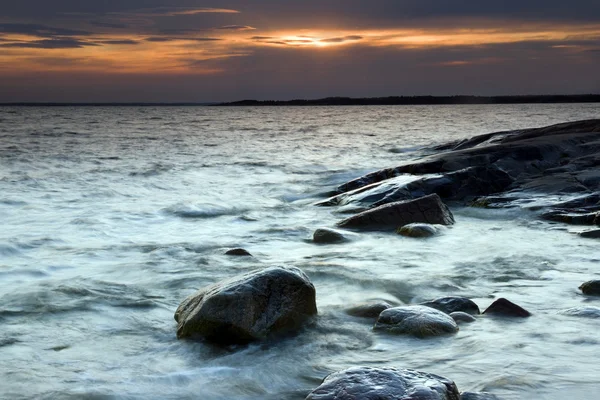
<box><xmin>579</xmin><ymin>280</ymin><xmax>600</xmax><ymax>296</ymax></box>
<box><xmin>346</xmin><ymin>301</ymin><xmax>394</xmax><ymax>318</ymax></box>
<box><xmin>561</xmin><ymin>306</ymin><xmax>600</xmax><ymax>318</ymax></box>
<box><xmin>374</xmin><ymin>305</ymin><xmax>459</xmax><ymax>338</ymax></box>
<box><xmin>313</xmin><ymin>228</ymin><xmax>348</xmax><ymax>244</ymax></box>
<box><xmin>397</xmin><ymin>223</ymin><xmax>439</xmax><ymax>238</ymax></box>
<box><xmin>225</xmin><ymin>248</ymin><xmax>252</xmax><ymax>256</ymax></box>
<box><xmin>482</xmin><ymin>298</ymin><xmax>531</xmax><ymax>318</ymax></box>
<box><xmin>421</xmin><ymin>296</ymin><xmax>481</xmax><ymax>315</ymax></box>
<box><xmin>450</xmin><ymin>312</ymin><xmax>477</xmax><ymax>324</ymax></box>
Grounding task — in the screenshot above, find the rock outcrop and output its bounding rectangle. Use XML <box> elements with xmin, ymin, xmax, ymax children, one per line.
<box><xmin>174</xmin><ymin>266</ymin><xmax>317</xmax><ymax>344</ymax></box>
<box><xmin>337</xmin><ymin>194</ymin><xmax>454</xmax><ymax>231</ymax></box>
<box><xmin>374</xmin><ymin>305</ymin><xmax>459</xmax><ymax>337</ymax></box>
<box><xmin>324</xmin><ymin>120</ymin><xmax>600</xmax><ymax>224</ymax></box>
<box><xmin>305</xmin><ymin>366</ymin><xmax>460</xmax><ymax>400</ymax></box>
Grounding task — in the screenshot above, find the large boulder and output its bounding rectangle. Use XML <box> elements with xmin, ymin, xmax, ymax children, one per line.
<box><xmin>420</xmin><ymin>296</ymin><xmax>481</xmax><ymax>315</ymax></box>
<box><xmin>337</xmin><ymin>194</ymin><xmax>454</xmax><ymax>231</ymax></box>
<box><xmin>174</xmin><ymin>266</ymin><xmax>317</xmax><ymax>343</ymax></box>
<box><xmin>305</xmin><ymin>366</ymin><xmax>460</xmax><ymax>400</ymax></box>
<box><xmin>374</xmin><ymin>305</ymin><xmax>459</xmax><ymax>338</ymax></box>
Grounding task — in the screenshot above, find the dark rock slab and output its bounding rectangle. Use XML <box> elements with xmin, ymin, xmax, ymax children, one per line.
<box><xmin>374</xmin><ymin>305</ymin><xmax>459</xmax><ymax>338</ymax></box>
<box><xmin>174</xmin><ymin>266</ymin><xmax>317</xmax><ymax>343</ymax></box>
<box><xmin>225</xmin><ymin>248</ymin><xmax>252</xmax><ymax>256</ymax></box>
<box><xmin>482</xmin><ymin>298</ymin><xmax>531</xmax><ymax>318</ymax></box>
<box><xmin>579</xmin><ymin>280</ymin><xmax>600</xmax><ymax>296</ymax></box>
<box><xmin>580</xmin><ymin>229</ymin><xmax>600</xmax><ymax>239</ymax></box>
<box><xmin>540</xmin><ymin>211</ymin><xmax>599</xmax><ymax>226</ymax></box>
<box><xmin>450</xmin><ymin>312</ymin><xmax>477</xmax><ymax>324</ymax></box>
<box><xmin>346</xmin><ymin>301</ymin><xmax>394</xmax><ymax>319</ymax></box>
<box><xmin>398</xmin><ymin>223</ymin><xmax>439</xmax><ymax>238</ymax></box>
<box><xmin>420</xmin><ymin>296</ymin><xmax>481</xmax><ymax>315</ymax></box>
<box><xmin>337</xmin><ymin>194</ymin><xmax>454</xmax><ymax>231</ymax></box>
<box><xmin>460</xmin><ymin>392</ymin><xmax>500</xmax><ymax>400</ymax></box>
<box><xmin>305</xmin><ymin>366</ymin><xmax>460</xmax><ymax>400</ymax></box>
<box><xmin>313</xmin><ymin>228</ymin><xmax>348</xmax><ymax>244</ymax></box>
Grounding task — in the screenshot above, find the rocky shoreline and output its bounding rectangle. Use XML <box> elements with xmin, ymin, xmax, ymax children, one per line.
<box><xmin>175</xmin><ymin>119</ymin><xmax>600</xmax><ymax>399</ymax></box>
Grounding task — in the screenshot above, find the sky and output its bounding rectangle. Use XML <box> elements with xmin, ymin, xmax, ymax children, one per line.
<box><xmin>1</xmin><ymin>1</ymin><xmax>600</xmax><ymax>102</ymax></box>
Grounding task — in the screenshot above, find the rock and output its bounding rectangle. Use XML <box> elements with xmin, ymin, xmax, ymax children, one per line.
<box><xmin>346</xmin><ymin>301</ymin><xmax>394</xmax><ymax>318</ymax></box>
<box><xmin>460</xmin><ymin>392</ymin><xmax>500</xmax><ymax>400</ymax></box>
<box><xmin>579</xmin><ymin>280</ymin><xmax>600</xmax><ymax>295</ymax></box>
<box><xmin>337</xmin><ymin>194</ymin><xmax>455</xmax><ymax>231</ymax></box>
<box><xmin>420</xmin><ymin>296</ymin><xmax>481</xmax><ymax>315</ymax></box>
<box><xmin>561</xmin><ymin>306</ymin><xmax>600</xmax><ymax>318</ymax></box>
<box><xmin>580</xmin><ymin>229</ymin><xmax>600</xmax><ymax>239</ymax></box>
<box><xmin>374</xmin><ymin>305</ymin><xmax>459</xmax><ymax>338</ymax></box>
<box><xmin>398</xmin><ymin>223</ymin><xmax>439</xmax><ymax>238</ymax></box>
<box><xmin>225</xmin><ymin>248</ymin><xmax>252</xmax><ymax>256</ymax></box>
<box><xmin>305</xmin><ymin>366</ymin><xmax>460</xmax><ymax>400</ymax></box>
<box><xmin>540</xmin><ymin>211</ymin><xmax>599</xmax><ymax>226</ymax></box>
<box><xmin>482</xmin><ymin>298</ymin><xmax>531</xmax><ymax>318</ymax></box>
<box><xmin>450</xmin><ymin>312</ymin><xmax>477</xmax><ymax>324</ymax></box>
<box><xmin>313</xmin><ymin>228</ymin><xmax>348</xmax><ymax>244</ymax></box>
<box><xmin>174</xmin><ymin>266</ymin><xmax>317</xmax><ymax>343</ymax></box>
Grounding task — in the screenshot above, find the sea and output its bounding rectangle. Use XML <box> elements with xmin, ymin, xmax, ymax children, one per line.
<box><xmin>1</xmin><ymin>104</ymin><xmax>599</xmax><ymax>399</ymax></box>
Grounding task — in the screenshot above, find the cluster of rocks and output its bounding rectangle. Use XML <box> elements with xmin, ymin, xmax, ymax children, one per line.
<box><xmin>316</xmin><ymin>119</ymin><xmax>600</xmax><ymax>238</ymax></box>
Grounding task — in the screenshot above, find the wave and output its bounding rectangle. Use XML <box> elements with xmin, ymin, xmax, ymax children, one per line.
<box><xmin>162</xmin><ymin>203</ymin><xmax>247</xmax><ymax>219</ymax></box>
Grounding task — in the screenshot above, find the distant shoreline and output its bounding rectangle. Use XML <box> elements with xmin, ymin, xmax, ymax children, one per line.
<box><xmin>2</xmin><ymin>95</ymin><xmax>600</xmax><ymax>107</ymax></box>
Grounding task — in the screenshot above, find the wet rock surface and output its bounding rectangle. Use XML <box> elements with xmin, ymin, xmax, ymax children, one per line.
<box><xmin>225</xmin><ymin>248</ymin><xmax>252</xmax><ymax>256</ymax></box>
<box><xmin>313</xmin><ymin>228</ymin><xmax>349</xmax><ymax>244</ymax></box>
<box><xmin>482</xmin><ymin>298</ymin><xmax>531</xmax><ymax>318</ymax></box>
<box><xmin>305</xmin><ymin>366</ymin><xmax>460</xmax><ymax>400</ymax></box>
<box><xmin>174</xmin><ymin>266</ymin><xmax>317</xmax><ymax>344</ymax></box>
<box><xmin>398</xmin><ymin>223</ymin><xmax>440</xmax><ymax>238</ymax></box>
<box><xmin>450</xmin><ymin>312</ymin><xmax>477</xmax><ymax>324</ymax></box>
<box><xmin>374</xmin><ymin>305</ymin><xmax>459</xmax><ymax>338</ymax></box>
<box><xmin>561</xmin><ymin>306</ymin><xmax>600</xmax><ymax>318</ymax></box>
<box><xmin>346</xmin><ymin>301</ymin><xmax>395</xmax><ymax>319</ymax></box>
<box><xmin>579</xmin><ymin>280</ymin><xmax>600</xmax><ymax>295</ymax></box>
<box><xmin>337</xmin><ymin>194</ymin><xmax>454</xmax><ymax>231</ymax></box>
<box><xmin>420</xmin><ymin>296</ymin><xmax>481</xmax><ymax>315</ymax></box>
<box><xmin>460</xmin><ymin>392</ymin><xmax>500</xmax><ymax>400</ymax></box>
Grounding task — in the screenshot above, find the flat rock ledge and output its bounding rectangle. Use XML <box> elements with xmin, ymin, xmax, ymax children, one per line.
<box><xmin>305</xmin><ymin>366</ymin><xmax>460</xmax><ymax>400</ymax></box>
<box><xmin>174</xmin><ymin>266</ymin><xmax>317</xmax><ymax>344</ymax></box>
<box><xmin>337</xmin><ymin>194</ymin><xmax>454</xmax><ymax>231</ymax></box>
<box><xmin>374</xmin><ymin>305</ymin><xmax>459</xmax><ymax>338</ymax></box>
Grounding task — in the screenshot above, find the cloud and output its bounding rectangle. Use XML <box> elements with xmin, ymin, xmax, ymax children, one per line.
<box><xmin>89</xmin><ymin>21</ymin><xmax>129</xmax><ymax>29</ymax></box>
<box><xmin>144</xmin><ymin>37</ymin><xmax>222</xmax><ymax>42</ymax></box>
<box><xmin>116</xmin><ymin>7</ymin><xmax>240</xmax><ymax>17</ymax></box>
<box><xmin>0</xmin><ymin>38</ymin><xmax>99</xmax><ymax>49</ymax></box>
<box><xmin>98</xmin><ymin>40</ymin><xmax>139</xmax><ymax>45</ymax></box>
<box><xmin>217</xmin><ymin>25</ymin><xmax>256</xmax><ymax>31</ymax></box>
<box><xmin>320</xmin><ymin>35</ymin><xmax>364</xmax><ymax>43</ymax></box>
<box><xmin>0</xmin><ymin>23</ymin><xmax>91</xmax><ymax>37</ymax></box>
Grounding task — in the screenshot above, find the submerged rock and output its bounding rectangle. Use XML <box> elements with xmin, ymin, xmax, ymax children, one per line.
<box><xmin>313</xmin><ymin>228</ymin><xmax>348</xmax><ymax>244</ymax></box>
<box><xmin>460</xmin><ymin>392</ymin><xmax>500</xmax><ymax>400</ymax></box>
<box><xmin>305</xmin><ymin>366</ymin><xmax>460</xmax><ymax>400</ymax></box>
<box><xmin>374</xmin><ymin>305</ymin><xmax>459</xmax><ymax>338</ymax></box>
<box><xmin>225</xmin><ymin>248</ymin><xmax>252</xmax><ymax>256</ymax></box>
<box><xmin>174</xmin><ymin>266</ymin><xmax>317</xmax><ymax>343</ymax></box>
<box><xmin>420</xmin><ymin>296</ymin><xmax>481</xmax><ymax>315</ymax></box>
<box><xmin>579</xmin><ymin>280</ymin><xmax>600</xmax><ymax>296</ymax></box>
<box><xmin>397</xmin><ymin>223</ymin><xmax>439</xmax><ymax>238</ymax></box>
<box><xmin>346</xmin><ymin>301</ymin><xmax>394</xmax><ymax>319</ymax></box>
<box><xmin>561</xmin><ymin>306</ymin><xmax>600</xmax><ymax>318</ymax></box>
<box><xmin>482</xmin><ymin>298</ymin><xmax>531</xmax><ymax>318</ymax></box>
<box><xmin>337</xmin><ymin>194</ymin><xmax>454</xmax><ymax>231</ymax></box>
<box><xmin>450</xmin><ymin>312</ymin><xmax>477</xmax><ymax>324</ymax></box>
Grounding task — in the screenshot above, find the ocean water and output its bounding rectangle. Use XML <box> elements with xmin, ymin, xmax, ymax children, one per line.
<box><xmin>1</xmin><ymin>104</ymin><xmax>600</xmax><ymax>400</ymax></box>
